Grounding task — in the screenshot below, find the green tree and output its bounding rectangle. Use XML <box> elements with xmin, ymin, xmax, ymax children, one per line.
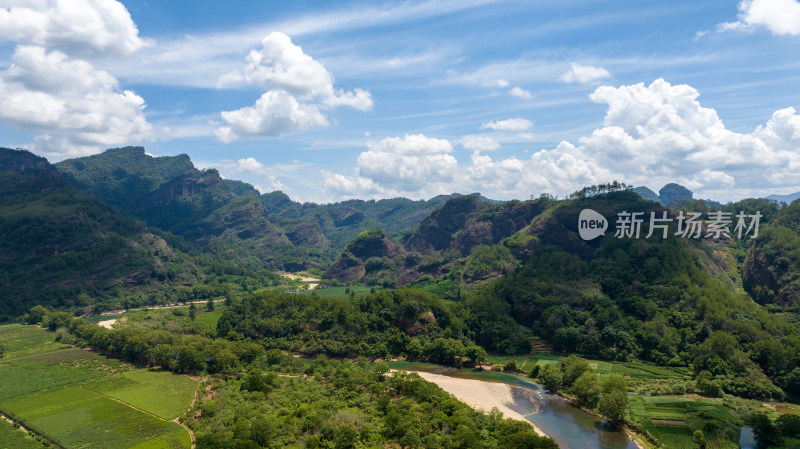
<box><xmin>571</xmin><ymin>371</ymin><xmax>601</xmax><ymax>408</ymax></box>
<box><xmin>602</xmin><ymin>374</ymin><xmax>628</xmax><ymax>395</ymax></box>
<box><xmin>27</xmin><ymin>305</ymin><xmax>49</xmax><ymax>324</ymax></box>
<box><xmin>598</xmin><ymin>375</ymin><xmax>628</xmax><ymax>426</ymax></box>
<box><xmin>374</xmin><ymin>361</ymin><xmax>390</xmax><ymax>379</ymax></box>
<box><xmin>242</xmin><ymin>368</ymin><xmax>276</xmax><ymax>394</ymax></box>
<box><xmin>465</xmin><ymin>345</ymin><xmax>487</xmax><ymax>367</ymax></box>
<box><xmin>559</xmin><ymin>354</ymin><xmax>590</xmax><ymax>387</ymax></box>
<box><xmin>539</xmin><ymin>364</ymin><xmax>563</xmax><ymax>392</ymax></box>
<box><xmin>777</xmin><ymin>414</ymin><xmax>800</xmax><ymax>438</ymax></box>
<box><xmin>401</xmin><ymin>430</ymin><xmax>422</xmax><ymax>449</ymax></box>
<box><xmin>598</xmin><ymin>389</ymin><xmax>627</xmax><ymax>425</ymax></box>
<box><xmin>751</xmin><ymin>414</ymin><xmax>780</xmax><ymax>447</ymax></box>
<box><xmin>695</xmin><ymin>370</ymin><xmax>722</xmax><ymax>397</ymax></box>
<box><xmin>692</xmin><ymin>430</ymin><xmax>706</xmax><ymax>449</ymax></box>
<box><xmin>0</xmin><ymin>342</ymin><xmax>6</xmax><ymax>358</ymax></box>
<box><xmin>206</xmin><ymin>298</ymin><xmax>215</xmax><ymax>311</ymax></box>
<box><xmin>784</xmin><ymin>367</ymin><xmax>800</xmax><ymax>396</ymax></box>
<box><xmin>189</xmin><ymin>302</ymin><xmax>197</xmax><ymax>321</ymax></box>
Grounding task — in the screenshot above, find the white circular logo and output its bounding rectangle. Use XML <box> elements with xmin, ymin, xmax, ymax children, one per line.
<box><xmin>578</xmin><ymin>209</ymin><xmax>608</xmax><ymax>241</ymax></box>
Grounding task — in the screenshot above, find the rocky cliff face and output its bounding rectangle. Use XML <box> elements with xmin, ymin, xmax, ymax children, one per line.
<box><xmin>0</xmin><ymin>147</ymin><xmax>51</xmax><ymax>174</ymax></box>
<box><xmin>449</xmin><ymin>201</ymin><xmax>545</xmax><ymax>255</ymax></box>
<box><xmin>323</xmin><ymin>196</ymin><xmax>550</xmax><ymax>287</ymax></box>
<box><xmin>324</xmin><ymin>229</ymin><xmax>406</xmax><ymax>282</ymax></box>
<box><xmin>405</xmin><ymin>196</ymin><xmax>487</xmax><ymax>254</ymax></box>
<box><xmin>135</xmin><ymin>169</ymin><xmax>224</xmax><ymax>208</ymax></box>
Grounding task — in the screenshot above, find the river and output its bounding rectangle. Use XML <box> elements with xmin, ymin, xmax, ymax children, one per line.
<box><xmin>388</xmin><ymin>361</ymin><xmax>638</xmax><ymax>449</ymax></box>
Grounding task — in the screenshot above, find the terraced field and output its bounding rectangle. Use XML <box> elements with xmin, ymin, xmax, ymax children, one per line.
<box><xmin>0</xmin><ymin>324</ymin><xmax>197</xmax><ymax>449</ymax></box>
<box><xmin>629</xmin><ymin>395</ymin><xmax>740</xmax><ymax>449</ymax></box>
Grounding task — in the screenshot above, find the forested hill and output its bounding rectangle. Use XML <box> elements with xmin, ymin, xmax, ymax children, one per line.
<box><xmin>54</xmin><ymin>146</ymin><xmax>453</xmax><ymax>270</ymax></box>
<box><xmin>318</xmin><ymin>186</ymin><xmax>800</xmax><ymax>399</ymax></box>
<box><xmin>5</xmin><ymin>144</ymin><xmax>800</xmax><ymax>401</ymax></box>
<box><xmin>0</xmin><ymin>148</ymin><xmax>202</xmax><ymax>319</ymax></box>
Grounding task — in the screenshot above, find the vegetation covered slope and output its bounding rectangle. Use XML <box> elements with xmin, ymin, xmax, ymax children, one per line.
<box><xmin>743</xmin><ymin>200</ymin><xmax>800</xmax><ymax>307</ymax></box>
<box><xmin>55</xmin><ymin>147</ymin><xmax>454</xmax><ymax>271</ymax></box>
<box><xmin>0</xmin><ymin>148</ymin><xmax>200</xmax><ymax>320</ymax></box>
<box><xmin>323</xmin><ymin>195</ymin><xmax>550</xmax><ymax>290</ymax></box>
<box><xmin>472</xmin><ymin>191</ymin><xmax>800</xmax><ymax>399</ymax></box>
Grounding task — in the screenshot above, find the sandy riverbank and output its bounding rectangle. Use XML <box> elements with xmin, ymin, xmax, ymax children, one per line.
<box><xmin>97</xmin><ymin>319</ymin><xmax>117</xmax><ymax>329</ymax></box>
<box><xmin>410</xmin><ymin>371</ymin><xmax>547</xmax><ymax>437</ymax></box>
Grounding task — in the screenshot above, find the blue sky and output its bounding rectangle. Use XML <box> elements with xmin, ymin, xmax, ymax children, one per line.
<box><xmin>1</xmin><ymin>0</ymin><xmax>799</xmax><ymax>203</ymax></box>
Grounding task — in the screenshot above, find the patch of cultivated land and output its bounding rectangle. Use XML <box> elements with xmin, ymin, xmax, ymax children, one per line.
<box><xmin>628</xmin><ymin>395</ymin><xmax>739</xmax><ymax>449</ymax></box>
<box><xmin>0</xmin><ymin>418</ymin><xmax>45</xmax><ymax>449</ymax></box>
<box><xmin>84</xmin><ymin>369</ymin><xmax>198</xmax><ymax>420</ymax></box>
<box><xmin>2</xmin><ymin>386</ymin><xmax>187</xmax><ymax>449</ymax></box>
<box><xmin>0</xmin><ymin>324</ymin><xmax>196</xmax><ymax>448</ymax></box>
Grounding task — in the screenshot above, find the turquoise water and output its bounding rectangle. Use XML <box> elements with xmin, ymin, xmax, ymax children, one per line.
<box><xmin>388</xmin><ymin>361</ymin><xmax>637</xmax><ymax>449</ymax></box>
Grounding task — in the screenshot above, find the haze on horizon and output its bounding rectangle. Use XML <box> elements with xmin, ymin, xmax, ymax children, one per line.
<box><xmin>0</xmin><ymin>0</ymin><xmax>799</xmax><ymax>203</ymax></box>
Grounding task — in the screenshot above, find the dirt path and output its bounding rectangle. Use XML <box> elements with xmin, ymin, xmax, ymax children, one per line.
<box><xmin>97</xmin><ymin>298</ymin><xmax>225</xmax><ymax>317</ymax></box>
<box><xmin>176</xmin><ymin>386</ymin><xmax>200</xmax><ymax>448</ymax></box>
<box><xmin>1</xmin><ymin>413</ymin><xmax>29</xmax><ymax>434</ymax></box>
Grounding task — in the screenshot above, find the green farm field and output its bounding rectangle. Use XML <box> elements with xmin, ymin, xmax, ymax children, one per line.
<box><xmin>484</xmin><ymin>352</ymin><xmax>690</xmax><ymax>381</ymax></box>
<box><xmin>0</xmin><ymin>418</ymin><xmax>46</xmax><ymax>449</ymax></box>
<box><xmin>2</xmin><ymin>386</ymin><xmax>188</xmax><ymax>449</ymax></box>
<box><xmin>194</xmin><ymin>307</ymin><xmax>225</xmax><ymax>328</ymax></box>
<box><xmin>629</xmin><ymin>395</ymin><xmax>740</xmax><ymax>449</ymax></box>
<box><xmin>0</xmin><ymin>324</ymin><xmax>196</xmax><ymax>448</ymax></box>
<box><xmin>84</xmin><ymin>369</ymin><xmax>198</xmax><ymax>420</ymax></box>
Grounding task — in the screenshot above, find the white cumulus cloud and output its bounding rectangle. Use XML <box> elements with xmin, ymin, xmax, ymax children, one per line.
<box><xmin>216</xmin><ymin>32</ymin><xmax>372</xmax><ymax>141</ymax></box>
<box><xmin>356</xmin><ymin>134</ymin><xmax>458</xmax><ymax>191</ymax></box>
<box><xmin>215</xmin><ymin>90</ymin><xmax>328</xmax><ymax>142</ymax></box>
<box><xmin>0</xmin><ymin>46</ymin><xmax>153</xmax><ymax>159</ymax></box>
<box><xmin>718</xmin><ymin>0</ymin><xmax>800</xmax><ymax>35</ymax></box>
<box><xmin>237</xmin><ymin>157</ymin><xmax>265</xmax><ymax>172</ymax></box>
<box><xmin>560</xmin><ymin>62</ymin><xmax>612</xmax><ymax>84</ymax></box>
<box><xmin>509</xmin><ymin>86</ymin><xmax>533</xmax><ymax>100</ymax></box>
<box><xmin>0</xmin><ymin>0</ymin><xmax>154</xmax><ymax>158</ymax></box>
<box><xmin>322</xmin><ymin>170</ymin><xmax>387</xmax><ymax>199</ymax></box>
<box><xmin>320</xmin><ymin>79</ymin><xmax>800</xmax><ymax>202</ymax></box>
<box><xmin>0</xmin><ymin>0</ymin><xmax>147</xmax><ymax>55</ymax></box>
<box><xmin>480</xmin><ymin>118</ymin><xmax>533</xmax><ymax>131</ymax></box>
<box><xmin>459</xmin><ymin>135</ymin><xmax>501</xmax><ymax>151</ymax></box>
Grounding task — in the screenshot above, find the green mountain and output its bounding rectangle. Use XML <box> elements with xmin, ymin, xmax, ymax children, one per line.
<box><xmin>55</xmin><ymin>147</ymin><xmax>299</xmax><ymax>270</ymax></box>
<box><xmin>8</xmin><ymin>145</ymin><xmax>800</xmax><ymax>400</ymax></box>
<box><xmin>633</xmin><ymin>183</ymin><xmax>723</xmax><ymax>208</ymax></box>
<box><xmin>0</xmin><ymin>148</ymin><xmax>201</xmax><ymax>320</ymax></box>
<box><xmin>55</xmin><ymin>147</ymin><xmax>453</xmax><ymax>271</ymax></box>
<box><xmin>319</xmin><ymin>185</ymin><xmax>800</xmax><ymax>399</ymax></box>
<box><xmin>323</xmin><ymin>194</ymin><xmax>552</xmax><ymax>292</ymax></box>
